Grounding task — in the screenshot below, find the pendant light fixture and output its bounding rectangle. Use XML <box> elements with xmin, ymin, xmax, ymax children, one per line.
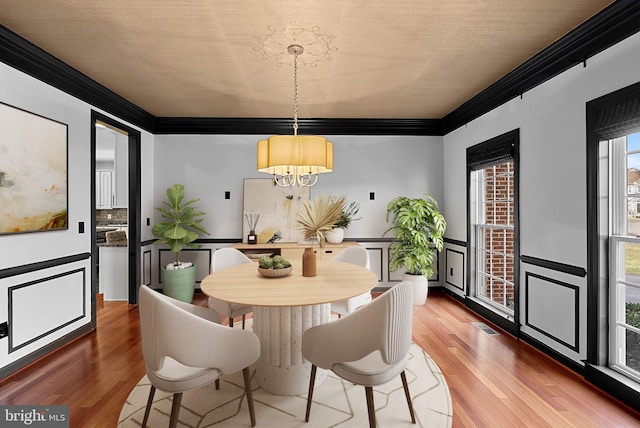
<box><xmin>257</xmin><ymin>44</ymin><xmax>333</xmax><ymax>187</ymax></box>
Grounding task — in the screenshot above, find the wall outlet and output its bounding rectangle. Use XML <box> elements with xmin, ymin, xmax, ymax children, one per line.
<box><xmin>107</xmin><ymin>214</ymin><xmax>112</xmax><ymax>219</ymax></box>
<box><xmin>0</xmin><ymin>322</ymin><xmax>8</xmax><ymax>339</ymax></box>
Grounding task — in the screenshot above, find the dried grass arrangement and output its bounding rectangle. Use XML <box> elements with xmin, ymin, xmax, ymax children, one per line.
<box><xmin>296</xmin><ymin>194</ymin><xmax>346</xmax><ymax>247</ymax></box>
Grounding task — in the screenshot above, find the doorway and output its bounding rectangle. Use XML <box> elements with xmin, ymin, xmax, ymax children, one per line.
<box><xmin>91</xmin><ymin>111</ymin><xmax>141</xmax><ymax>308</ymax></box>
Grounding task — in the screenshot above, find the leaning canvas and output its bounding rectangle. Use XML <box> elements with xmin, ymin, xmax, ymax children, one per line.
<box><xmin>0</xmin><ymin>102</ymin><xmax>68</xmax><ymax>234</ymax></box>
<box><xmin>242</xmin><ymin>178</ymin><xmax>309</xmax><ymax>243</ymax></box>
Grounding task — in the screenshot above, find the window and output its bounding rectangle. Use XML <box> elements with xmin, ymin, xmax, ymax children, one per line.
<box><xmin>609</xmin><ymin>132</ymin><xmax>640</xmax><ymax>382</ymax></box>
<box><xmin>587</xmin><ymin>81</ymin><xmax>640</xmax><ymax>388</ymax></box>
<box><xmin>473</xmin><ymin>162</ymin><xmax>515</xmax><ymax>312</ymax></box>
<box><xmin>468</xmin><ymin>130</ymin><xmax>519</xmax><ymax>322</ymax></box>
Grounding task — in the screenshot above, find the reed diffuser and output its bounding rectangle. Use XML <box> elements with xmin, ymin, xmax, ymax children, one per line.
<box><xmin>245</xmin><ymin>213</ymin><xmax>260</xmax><ymax>244</ymax></box>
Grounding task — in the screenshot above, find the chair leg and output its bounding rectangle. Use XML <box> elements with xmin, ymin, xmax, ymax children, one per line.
<box><xmin>215</xmin><ymin>378</ymin><xmax>220</xmax><ymax>390</ymax></box>
<box><xmin>305</xmin><ymin>365</ymin><xmax>317</xmax><ymax>422</ymax></box>
<box><xmin>229</xmin><ymin>316</ymin><xmax>234</xmax><ymax>327</ymax></box>
<box><xmin>168</xmin><ymin>392</ymin><xmax>182</xmax><ymax>428</ymax></box>
<box><xmin>242</xmin><ymin>314</ymin><xmax>246</xmax><ymax>329</ymax></box>
<box><xmin>401</xmin><ymin>370</ymin><xmax>416</xmax><ymax>424</ymax></box>
<box><xmin>242</xmin><ymin>367</ymin><xmax>256</xmax><ymax>427</ymax></box>
<box><xmin>141</xmin><ymin>385</ymin><xmax>155</xmax><ymax>428</ymax></box>
<box><xmin>365</xmin><ymin>386</ymin><xmax>376</xmax><ymax>428</ymax></box>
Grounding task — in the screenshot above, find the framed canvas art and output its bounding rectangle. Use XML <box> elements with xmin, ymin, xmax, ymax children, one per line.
<box><xmin>0</xmin><ymin>102</ymin><xmax>68</xmax><ymax>234</ymax></box>
<box><xmin>242</xmin><ymin>178</ymin><xmax>310</xmax><ymax>243</ymax></box>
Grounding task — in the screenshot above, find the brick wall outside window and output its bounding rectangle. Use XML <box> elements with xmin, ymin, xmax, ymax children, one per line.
<box><xmin>481</xmin><ymin>162</ymin><xmax>515</xmax><ymax>307</ymax></box>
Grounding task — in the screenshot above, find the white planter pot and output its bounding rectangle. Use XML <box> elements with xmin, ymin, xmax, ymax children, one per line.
<box><xmin>325</xmin><ymin>228</ymin><xmax>344</xmax><ymax>244</ymax></box>
<box><xmin>402</xmin><ymin>273</ymin><xmax>429</xmax><ymax>305</ymax></box>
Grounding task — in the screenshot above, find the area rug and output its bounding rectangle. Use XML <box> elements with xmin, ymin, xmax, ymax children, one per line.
<box><xmin>118</xmin><ymin>320</ymin><xmax>452</xmax><ymax>427</ymax></box>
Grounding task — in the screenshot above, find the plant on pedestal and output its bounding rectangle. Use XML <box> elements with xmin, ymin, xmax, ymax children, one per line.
<box><xmin>384</xmin><ymin>194</ymin><xmax>446</xmax><ymax>305</ymax></box>
<box><xmin>152</xmin><ymin>184</ymin><xmax>210</xmax><ymax>302</ymax></box>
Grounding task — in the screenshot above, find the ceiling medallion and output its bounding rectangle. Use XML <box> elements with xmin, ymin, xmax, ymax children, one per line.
<box><xmin>254</xmin><ymin>23</ymin><xmax>337</xmax><ymax>67</ymax></box>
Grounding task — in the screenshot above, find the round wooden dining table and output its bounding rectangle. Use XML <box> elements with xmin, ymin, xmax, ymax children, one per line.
<box><xmin>201</xmin><ymin>258</ymin><xmax>378</xmax><ymax>395</ymax></box>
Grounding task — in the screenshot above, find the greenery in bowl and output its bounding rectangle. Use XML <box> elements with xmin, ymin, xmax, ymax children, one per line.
<box><xmin>152</xmin><ymin>183</ymin><xmax>210</xmax><ymax>268</ymax></box>
<box><xmin>258</xmin><ymin>255</ymin><xmax>291</xmax><ymax>269</ymax></box>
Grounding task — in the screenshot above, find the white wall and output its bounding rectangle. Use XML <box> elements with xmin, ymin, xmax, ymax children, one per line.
<box><xmin>153</xmin><ymin>134</ymin><xmax>444</xmax><ymax>240</ymax></box>
<box><xmin>442</xmin><ymin>30</ymin><xmax>640</xmax><ymax>362</ymax></box>
<box><xmin>0</xmin><ymin>61</ymin><xmax>155</xmax><ymax>373</ymax></box>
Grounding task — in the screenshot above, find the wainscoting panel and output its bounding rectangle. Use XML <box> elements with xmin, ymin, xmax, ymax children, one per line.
<box><xmin>525</xmin><ymin>273</ymin><xmax>579</xmax><ymax>351</ymax></box>
<box><xmin>445</xmin><ymin>248</ymin><xmax>465</xmax><ymax>291</ymax></box>
<box><xmin>520</xmin><ymin>258</ymin><xmax>587</xmax><ymax>363</ymax></box>
<box><xmin>443</xmin><ymin>241</ymin><xmax>466</xmax><ymax>296</ymax></box>
<box><xmin>142</xmin><ymin>248</ymin><xmax>151</xmax><ymax>286</ymax></box>
<box><xmin>0</xmin><ymin>254</ymin><xmax>92</xmax><ymax>377</ymax></box>
<box><xmin>363</xmin><ymin>246</ymin><xmax>384</xmax><ymax>284</ymax></box>
<box><xmin>9</xmin><ymin>269</ymin><xmax>86</xmax><ymax>352</ymax></box>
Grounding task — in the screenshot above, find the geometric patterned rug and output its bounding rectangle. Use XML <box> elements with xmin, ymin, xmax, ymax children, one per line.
<box><xmin>118</xmin><ymin>342</ymin><xmax>452</xmax><ymax>427</ymax></box>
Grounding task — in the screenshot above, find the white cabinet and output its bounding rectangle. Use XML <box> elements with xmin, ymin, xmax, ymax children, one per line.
<box><xmin>95</xmin><ymin>127</ymin><xmax>128</xmax><ymax>208</ymax></box>
<box><xmin>99</xmin><ymin>246</ymin><xmax>128</xmax><ymax>300</ymax></box>
<box><xmin>96</xmin><ymin>171</ymin><xmax>114</xmax><ymax>209</ymax></box>
<box><xmin>113</xmin><ymin>133</ymin><xmax>128</xmax><ymax>208</ymax></box>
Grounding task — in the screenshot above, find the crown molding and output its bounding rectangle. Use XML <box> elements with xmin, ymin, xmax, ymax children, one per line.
<box><xmin>1</xmin><ymin>1</ymin><xmax>640</xmax><ymax>137</ymax></box>
<box><xmin>154</xmin><ymin>117</ymin><xmax>443</xmax><ymax>136</ymax></box>
<box><xmin>0</xmin><ymin>24</ymin><xmax>156</xmax><ymax>132</ymax></box>
<box><xmin>442</xmin><ymin>0</ymin><xmax>640</xmax><ymax>134</ymax></box>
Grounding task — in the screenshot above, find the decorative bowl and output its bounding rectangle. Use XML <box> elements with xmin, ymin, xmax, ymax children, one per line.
<box><xmin>258</xmin><ymin>266</ymin><xmax>292</xmax><ymax>278</ymax></box>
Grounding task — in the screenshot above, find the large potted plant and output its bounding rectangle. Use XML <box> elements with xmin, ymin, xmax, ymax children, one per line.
<box><xmin>384</xmin><ymin>194</ymin><xmax>446</xmax><ymax>305</ymax></box>
<box><xmin>152</xmin><ymin>184</ymin><xmax>209</xmax><ymax>302</ymax></box>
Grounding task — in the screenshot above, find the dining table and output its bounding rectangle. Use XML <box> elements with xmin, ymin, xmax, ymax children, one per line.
<box><xmin>200</xmin><ymin>257</ymin><xmax>378</xmax><ymax>395</ymax></box>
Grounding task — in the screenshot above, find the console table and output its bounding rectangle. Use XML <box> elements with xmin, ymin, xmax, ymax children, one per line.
<box><xmin>233</xmin><ymin>241</ymin><xmax>359</xmax><ymax>262</ymax></box>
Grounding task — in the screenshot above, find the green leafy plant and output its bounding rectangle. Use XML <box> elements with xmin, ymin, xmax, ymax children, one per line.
<box><xmin>384</xmin><ymin>194</ymin><xmax>446</xmax><ymax>276</ymax></box>
<box><xmin>258</xmin><ymin>255</ymin><xmax>291</xmax><ymax>269</ymax></box>
<box><xmin>152</xmin><ymin>184</ymin><xmax>210</xmax><ymax>266</ymax></box>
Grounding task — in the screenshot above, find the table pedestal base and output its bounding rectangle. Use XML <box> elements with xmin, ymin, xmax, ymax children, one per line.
<box><xmin>252</xmin><ymin>304</ymin><xmax>330</xmax><ymax>395</ymax></box>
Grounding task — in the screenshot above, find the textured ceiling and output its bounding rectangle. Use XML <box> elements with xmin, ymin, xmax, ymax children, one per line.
<box><xmin>0</xmin><ymin>0</ymin><xmax>614</xmax><ymax>119</ymax></box>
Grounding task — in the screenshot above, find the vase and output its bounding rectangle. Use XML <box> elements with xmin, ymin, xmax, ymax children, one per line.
<box><xmin>402</xmin><ymin>272</ymin><xmax>429</xmax><ymax>305</ymax></box>
<box><xmin>302</xmin><ymin>247</ymin><xmax>317</xmax><ymax>277</ymax></box>
<box><xmin>161</xmin><ymin>265</ymin><xmax>197</xmax><ymax>303</ymax></box>
<box><xmin>325</xmin><ymin>228</ymin><xmax>344</xmax><ymax>244</ymax></box>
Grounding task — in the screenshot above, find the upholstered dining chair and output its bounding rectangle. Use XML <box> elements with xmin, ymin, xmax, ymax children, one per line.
<box><xmin>302</xmin><ymin>281</ymin><xmax>415</xmax><ymax>428</ymax></box>
<box><xmin>207</xmin><ymin>247</ymin><xmax>254</xmax><ymax>328</ymax></box>
<box><xmin>331</xmin><ymin>246</ymin><xmax>372</xmax><ymax>317</ymax></box>
<box><xmin>138</xmin><ymin>285</ymin><xmax>259</xmax><ymax>428</ymax></box>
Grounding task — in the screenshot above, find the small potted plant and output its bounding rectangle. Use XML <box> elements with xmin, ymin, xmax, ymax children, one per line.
<box><xmin>326</xmin><ymin>199</ymin><xmax>361</xmax><ymax>244</ymax></box>
<box><xmin>384</xmin><ymin>194</ymin><xmax>446</xmax><ymax>305</ymax></box>
<box><xmin>257</xmin><ymin>255</ymin><xmax>292</xmax><ymax>277</ymax></box>
<box><xmin>152</xmin><ymin>184</ymin><xmax>210</xmax><ymax>302</ymax></box>
<box><xmin>296</xmin><ymin>194</ymin><xmax>346</xmax><ymax>247</ymax></box>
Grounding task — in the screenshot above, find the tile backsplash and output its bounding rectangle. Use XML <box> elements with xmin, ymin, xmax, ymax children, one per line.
<box><xmin>97</xmin><ymin>208</ymin><xmax>128</xmax><ymax>225</ymax></box>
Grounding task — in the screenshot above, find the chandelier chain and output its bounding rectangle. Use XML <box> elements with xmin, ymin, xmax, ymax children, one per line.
<box><xmin>293</xmin><ymin>49</ymin><xmax>299</xmax><ymax>136</ymax></box>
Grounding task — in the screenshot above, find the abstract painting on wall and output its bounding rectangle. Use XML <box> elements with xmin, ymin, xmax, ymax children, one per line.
<box><xmin>242</xmin><ymin>178</ymin><xmax>310</xmax><ymax>243</ymax></box>
<box><xmin>0</xmin><ymin>102</ymin><xmax>68</xmax><ymax>234</ymax></box>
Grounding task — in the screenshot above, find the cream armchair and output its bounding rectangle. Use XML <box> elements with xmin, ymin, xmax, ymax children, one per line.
<box><xmin>302</xmin><ymin>281</ymin><xmax>415</xmax><ymax>428</ymax></box>
<box><xmin>138</xmin><ymin>285</ymin><xmax>259</xmax><ymax>428</ymax></box>
<box><xmin>207</xmin><ymin>247</ymin><xmax>254</xmax><ymax>328</ymax></box>
<box><xmin>331</xmin><ymin>246</ymin><xmax>373</xmax><ymax>316</ymax></box>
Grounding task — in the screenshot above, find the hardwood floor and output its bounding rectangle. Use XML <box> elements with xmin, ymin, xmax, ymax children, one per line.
<box><xmin>0</xmin><ymin>289</ymin><xmax>639</xmax><ymax>427</ymax></box>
